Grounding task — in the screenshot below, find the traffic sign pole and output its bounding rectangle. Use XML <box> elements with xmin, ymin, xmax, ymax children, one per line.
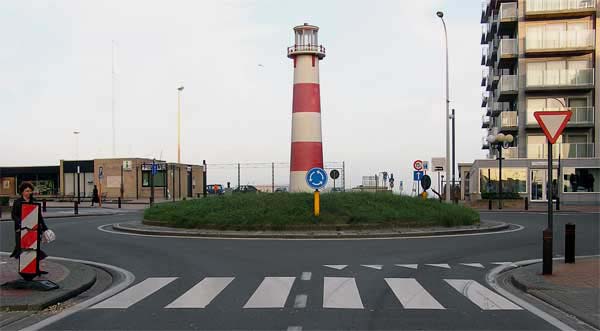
<box><xmin>544</xmin><ymin>140</ymin><xmax>553</xmax><ymax>275</ymax></box>
<box><xmin>314</xmin><ymin>189</ymin><xmax>320</xmax><ymax>217</ymax></box>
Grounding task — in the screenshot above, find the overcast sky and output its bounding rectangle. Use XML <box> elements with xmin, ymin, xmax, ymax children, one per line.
<box><xmin>1</xmin><ymin>0</ymin><xmax>485</xmax><ymax>191</ymax></box>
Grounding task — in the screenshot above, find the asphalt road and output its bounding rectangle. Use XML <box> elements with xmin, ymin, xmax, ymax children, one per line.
<box><xmin>1</xmin><ymin>210</ymin><xmax>598</xmax><ymax>330</ymax></box>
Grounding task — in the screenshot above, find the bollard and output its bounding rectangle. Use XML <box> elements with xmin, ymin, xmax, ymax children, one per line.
<box><xmin>565</xmin><ymin>223</ymin><xmax>575</xmax><ymax>263</ymax></box>
<box><xmin>42</xmin><ymin>199</ymin><xmax>47</xmax><ymax>212</ymax></box>
<box><xmin>524</xmin><ymin>197</ymin><xmax>528</xmax><ymax>210</ymax></box>
<box><xmin>556</xmin><ymin>197</ymin><xmax>560</xmax><ymax>211</ymax></box>
<box><xmin>74</xmin><ymin>201</ymin><xmax>79</xmax><ymax>215</ymax></box>
<box><xmin>149</xmin><ymin>196</ymin><xmax>154</xmax><ymax>206</ymax></box>
<box><xmin>118</xmin><ymin>197</ymin><xmax>122</xmax><ymax>209</ymax></box>
<box><xmin>488</xmin><ymin>199</ymin><xmax>492</xmax><ymax>210</ymax></box>
<box><xmin>542</xmin><ymin>229</ymin><xmax>553</xmax><ymax>275</ymax></box>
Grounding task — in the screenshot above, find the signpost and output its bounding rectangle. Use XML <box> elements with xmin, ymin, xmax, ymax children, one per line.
<box><xmin>534</xmin><ymin>110</ymin><xmax>572</xmax><ymax>275</ymax></box>
<box><xmin>389</xmin><ymin>173</ymin><xmax>395</xmax><ymax>189</ymax></box>
<box><xmin>306</xmin><ymin>168</ymin><xmax>328</xmax><ymax>217</ymax></box>
<box><xmin>330</xmin><ymin>169</ymin><xmax>340</xmax><ymax>191</ymax></box>
<box><xmin>98</xmin><ymin>167</ymin><xmax>104</xmax><ymax>207</ymax></box>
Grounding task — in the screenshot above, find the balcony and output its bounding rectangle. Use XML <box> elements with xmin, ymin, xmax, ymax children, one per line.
<box><xmin>482</xmin><ymin>136</ymin><xmax>490</xmax><ymax>150</ymax></box>
<box><xmin>487</xmin><ymin>39</ymin><xmax>499</xmax><ymax>65</ymax></box>
<box><xmin>481</xmin><ymin>68</ymin><xmax>488</xmax><ymax>86</ymax></box>
<box><xmin>526</xmin><ymin>68</ymin><xmax>594</xmax><ymax>91</ymax></box>
<box><xmin>482</xmin><ymin>115</ymin><xmax>491</xmax><ymax>128</ymax></box>
<box><xmin>497</xmin><ymin>75</ymin><xmax>518</xmax><ymax>101</ymax></box>
<box><xmin>487</xmin><ymin>101</ymin><xmax>511</xmax><ymax>116</ymax></box>
<box><xmin>497</xmin><ymin>39</ymin><xmax>517</xmax><ymax>68</ymax></box>
<box><xmin>481</xmin><ymin>0</ymin><xmax>491</xmax><ymax>23</ymax></box>
<box><xmin>486</xmin><ymin>68</ymin><xmax>499</xmax><ymax>91</ymax></box>
<box><xmin>481</xmin><ymin>25</ymin><xmax>488</xmax><ymax>45</ymax></box>
<box><xmin>287</xmin><ymin>45</ymin><xmax>326</xmax><ymax>59</ymax></box>
<box><xmin>528</xmin><ymin>143</ymin><xmax>595</xmax><ymax>159</ymax></box>
<box><xmin>527</xmin><ymin>107</ymin><xmax>595</xmax><ymax>126</ymax></box>
<box><xmin>500</xmin><ymin>111</ymin><xmax>518</xmax><ymax>130</ymax></box>
<box><xmin>481</xmin><ymin>47</ymin><xmax>487</xmax><ymax>65</ymax></box>
<box><xmin>525</xmin><ymin>30</ymin><xmax>595</xmax><ymax>56</ymax></box>
<box><xmin>497</xmin><ymin>3</ymin><xmax>517</xmax><ymax>33</ymax></box>
<box><xmin>526</xmin><ymin>0</ymin><xmax>596</xmax><ymax>18</ymax></box>
<box><xmin>482</xmin><ymin>91</ymin><xmax>489</xmax><ymax>107</ymax></box>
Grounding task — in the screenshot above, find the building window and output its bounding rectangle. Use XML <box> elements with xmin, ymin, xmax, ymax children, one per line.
<box><xmin>479</xmin><ymin>168</ymin><xmax>527</xmax><ymax>194</ymax></box>
<box><xmin>142</xmin><ymin>171</ymin><xmax>166</xmax><ymax>187</ymax></box>
<box><xmin>563</xmin><ymin>168</ymin><xmax>599</xmax><ymax>193</ymax></box>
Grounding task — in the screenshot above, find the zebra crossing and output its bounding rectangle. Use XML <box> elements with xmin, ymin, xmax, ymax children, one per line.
<box><xmin>323</xmin><ymin>262</ymin><xmax>517</xmax><ymax>270</ymax></box>
<box><xmin>90</xmin><ymin>275</ymin><xmax>522</xmax><ymax>311</ymax></box>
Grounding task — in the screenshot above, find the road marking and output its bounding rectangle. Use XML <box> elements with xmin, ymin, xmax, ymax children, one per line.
<box><xmin>360</xmin><ymin>264</ymin><xmax>383</xmax><ymax>270</ymax></box>
<box><xmin>92</xmin><ymin>277</ymin><xmax>176</xmax><ymax>309</ymax></box>
<box><xmin>445</xmin><ymin>279</ymin><xmax>522</xmax><ymax>310</ymax></box>
<box><xmin>243</xmin><ymin>277</ymin><xmax>296</xmax><ymax>308</ymax></box>
<box><xmin>395</xmin><ymin>264</ymin><xmax>418</xmax><ymax>269</ymax></box>
<box><xmin>425</xmin><ymin>263</ymin><xmax>451</xmax><ymax>269</ymax></box>
<box><xmin>491</xmin><ymin>262</ymin><xmax>518</xmax><ymax>267</ymax></box>
<box><xmin>323</xmin><ymin>265</ymin><xmax>347</xmax><ymax>270</ymax></box>
<box><xmin>165</xmin><ymin>277</ymin><xmax>234</xmax><ymax>308</ymax></box>
<box><xmin>287</xmin><ymin>327</ymin><xmax>302</xmax><ymax>331</ymax></box>
<box><xmin>301</xmin><ymin>272</ymin><xmax>312</xmax><ymax>281</ymax></box>
<box><xmin>460</xmin><ymin>263</ymin><xmax>485</xmax><ymax>268</ymax></box>
<box><xmin>323</xmin><ymin>277</ymin><xmax>364</xmax><ymax>309</ymax></box>
<box><xmin>294</xmin><ymin>294</ymin><xmax>308</xmax><ymax>308</ymax></box>
<box><xmin>385</xmin><ymin>278</ymin><xmax>445</xmax><ymax>309</ymax></box>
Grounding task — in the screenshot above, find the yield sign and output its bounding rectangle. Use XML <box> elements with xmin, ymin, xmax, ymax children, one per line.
<box><xmin>533</xmin><ymin>111</ymin><xmax>572</xmax><ymax>144</ymax></box>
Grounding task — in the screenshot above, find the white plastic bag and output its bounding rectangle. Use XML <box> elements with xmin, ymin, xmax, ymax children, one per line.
<box><xmin>42</xmin><ymin>229</ymin><xmax>56</xmax><ymax>243</ymax></box>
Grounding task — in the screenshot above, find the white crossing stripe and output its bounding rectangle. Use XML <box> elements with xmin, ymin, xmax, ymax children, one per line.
<box><xmin>426</xmin><ymin>264</ymin><xmax>451</xmax><ymax>269</ymax></box>
<box><xmin>243</xmin><ymin>277</ymin><xmax>296</xmax><ymax>308</ymax></box>
<box><xmin>92</xmin><ymin>277</ymin><xmax>177</xmax><ymax>309</ymax></box>
<box><xmin>395</xmin><ymin>264</ymin><xmax>418</xmax><ymax>269</ymax></box>
<box><xmin>445</xmin><ymin>279</ymin><xmax>522</xmax><ymax>310</ymax></box>
<box><xmin>323</xmin><ymin>265</ymin><xmax>347</xmax><ymax>270</ymax></box>
<box><xmin>460</xmin><ymin>263</ymin><xmax>485</xmax><ymax>268</ymax></box>
<box><xmin>361</xmin><ymin>264</ymin><xmax>383</xmax><ymax>270</ymax></box>
<box><xmin>165</xmin><ymin>277</ymin><xmax>234</xmax><ymax>308</ymax></box>
<box><xmin>323</xmin><ymin>277</ymin><xmax>364</xmax><ymax>309</ymax></box>
<box><xmin>301</xmin><ymin>272</ymin><xmax>312</xmax><ymax>281</ymax></box>
<box><xmin>491</xmin><ymin>262</ymin><xmax>518</xmax><ymax>267</ymax></box>
<box><xmin>385</xmin><ymin>278</ymin><xmax>445</xmax><ymax>309</ymax></box>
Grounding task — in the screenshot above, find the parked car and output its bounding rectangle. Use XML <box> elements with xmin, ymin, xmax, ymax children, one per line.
<box><xmin>206</xmin><ymin>184</ymin><xmax>224</xmax><ymax>195</ymax></box>
<box><xmin>330</xmin><ymin>187</ymin><xmax>344</xmax><ymax>193</ymax></box>
<box><xmin>233</xmin><ymin>185</ymin><xmax>259</xmax><ymax>193</ymax></box>
<box><xmin>275</xmin><ymin>187</ymin><xmax>288</xmax><ymax>193</ymax></box>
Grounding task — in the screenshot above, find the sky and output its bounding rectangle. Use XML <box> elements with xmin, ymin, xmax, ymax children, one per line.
<box><xmin>1</xmin><ymin>0</ymin><xmax>486</xmax><ymax>192</ymax></box>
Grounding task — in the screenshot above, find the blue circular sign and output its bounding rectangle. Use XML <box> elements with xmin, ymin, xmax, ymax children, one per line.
<box><xmin>306</xmin><ymin>167</ymin><xmax>328</xmax><ymax>190</ymax></box>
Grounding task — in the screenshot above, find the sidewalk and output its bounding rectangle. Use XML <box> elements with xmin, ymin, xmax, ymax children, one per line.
<box><xmin>510</xmin><ymin>257</ymin><xmax>600</xmax><ymax>329</ymax></box>
<box><xmin>0</xmin><ymin>207</ymin><xmax>135</xmax><ymax>222</ymax></box>
<box><xmin>0</xmin><ymin>256</ymin><xmax>96</xmax><ymax>311</ymax></box>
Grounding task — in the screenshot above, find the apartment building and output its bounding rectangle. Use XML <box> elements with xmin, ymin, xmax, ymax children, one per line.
<box><xmin>463</xmin><ymin>0</ymin><xmax>599</xmax><ymax>204</ymax></box>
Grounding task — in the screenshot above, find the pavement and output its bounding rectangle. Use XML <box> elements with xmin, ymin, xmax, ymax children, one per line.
<box><xmin>508</xmin><ymin>257</ymin><xmax>600</xmax><ymax>329</ymax></box>
<box><xmin>0</xmin><ymin>206</ymin><xmax>138</xmax><ymax>222</ymax></box>
<box><xmin>113</xmin><ymin>219</ymin><xmax>510</xmax><ymax>239</ymax></box>
<box><xmin>0</xmin><ymin>210</ymin><xmax>598</xmax><ymax>330</ymax></box>
<box><xmin>0</xmin><ymin>256</ymin><xmax>96</xmax><ymax>311</ymax></box>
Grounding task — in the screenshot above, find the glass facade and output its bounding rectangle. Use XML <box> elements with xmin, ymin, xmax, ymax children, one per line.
<box><xmin>562</xmin><ymin>167</ymin><xmax>599</xmax><ymax>192</ymax></box>
<box><xmin>479</xmin><ymin>168</ymin><xmax>528</xmax><ymax>193</ymax></box>
<box><xmin>142</xmin><ymin>171</ymin><xmax>166</xmax><ymax>187</ymax></box>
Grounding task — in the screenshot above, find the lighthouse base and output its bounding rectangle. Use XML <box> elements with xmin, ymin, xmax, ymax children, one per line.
<box><xmin>290</xmin><ymin>171</ymin><xmax>314</xmax><ymax>193</ymax></box>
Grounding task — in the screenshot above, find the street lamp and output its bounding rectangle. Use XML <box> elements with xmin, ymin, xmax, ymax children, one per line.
<box><xmin>73</xmin><ymin>130</ymin><xmax>81</xmax><ymax>204</ymax></box>
<box><xmin>487</xmin><ymin>132</ymin><xmax>514</xmax><ymax>209</ymax></box>
<box><xmin>177</xmin><ymin>86</ymin><xmax>184</xmax><ymax>164</ymax></box>
<box><xmin>436</xmin><ymin>11</ymin><xmax>452</xmax><ymax>203</ymax></box>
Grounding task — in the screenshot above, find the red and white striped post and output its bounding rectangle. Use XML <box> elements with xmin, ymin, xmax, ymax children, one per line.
<box><xmin>287</xmin><ymin>23</ymin><xmax>326</xmax><ymax>192</ymax></box>
<box><xmin>19</xmin><ymin>203</ymin><xmax>41</xmax><ymax>279</ymax></box>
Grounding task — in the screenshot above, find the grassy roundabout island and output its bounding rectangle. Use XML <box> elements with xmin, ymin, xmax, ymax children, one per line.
<box><xmin>143</xmin><ymin>192</ymin><xmax>480</xmax><ymax>231</ymax></box>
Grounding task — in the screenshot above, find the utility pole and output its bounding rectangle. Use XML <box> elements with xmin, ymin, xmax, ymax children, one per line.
<box><xmin>177</xmin><ymin>86</ymin><xmax>184</xmax><ymax>163</ymax></box>
<box><xmin>452</xmin><ymin>108</ymin><xmax>456</xmax><ymax>203</ymax></box>
<box><xmin>437</xmin><ymin>11</ymin><xmax>452</xmax><ymax>203</ymax></box>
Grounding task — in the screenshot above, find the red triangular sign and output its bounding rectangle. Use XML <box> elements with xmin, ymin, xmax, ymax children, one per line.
<box><xmin>533</xmin><ymin>111</ymin><xmax>572</xmax><ymax>144</ymax></box>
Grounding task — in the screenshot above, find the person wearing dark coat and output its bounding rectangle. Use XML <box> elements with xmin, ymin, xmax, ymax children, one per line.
<box><xmin>91</xmin><ymin>185</ymin><xmax>100</xmax><ymax>206</ymax></box>
<box><xmin>10</xmin><ymin>182</ymin><xmax>49</xmax><ymax>272</ymax></box>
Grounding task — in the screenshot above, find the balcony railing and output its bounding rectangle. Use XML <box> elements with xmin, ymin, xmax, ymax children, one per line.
<box><xmin>499</xmin><ymin>2</ymin><xmax>517</xmax><ymax>20</ymax></box>
<box><xmin>499</xmin><ymin>39</ymin><xmax>518</xmax><ymax>57</ymax></box>
<box><xmin>499</xmin><ymin>75</ymin><xmax>518</xmax><ymax>92</ymax></box>
<box><xmin>528</xmin><ymin>143</ymin><xmax>595</xmax><ymax>159</ymax></box>
<box><xmin>287</xmin><ymin>45</ymin><xmax>326</xmax><ymax>58</ymax></box>
<box><xmin>500</xmin><ymin>111</ymin><xmax>518</xmax><ymax>128</ymax></box>
<box><xmin>526</xmin><ymin>30</ymin><xmax>595</xmax><ymax>51</ymax></box>
<box><xmin>526</xmin><ymin>0</ymin><xmax>596</xmax><ymax>13</ymax></box>
<box><xmin>482</xmin><ymin>115</ymin><xmax>491</xmax><ymax>128</ymax></box>
<box><xmin>526</xmin><ymin>68</ymin><xmax>594</xmax><ymax>88</ymax></box>
<box><xmin>527</xmin><ymin>107</ymin><xmax>595</xmax><ymax>125</ymax></box>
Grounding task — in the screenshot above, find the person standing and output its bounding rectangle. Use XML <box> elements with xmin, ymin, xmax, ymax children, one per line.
<box><xmin>10</xmin><ymin>182</ymin><xmax>50</xmax><ymax>275</ymax></box>
<box><xmin>91</xmin><ymin>185</ymin><xmax>100</xmax><ymax>206</ymax></box>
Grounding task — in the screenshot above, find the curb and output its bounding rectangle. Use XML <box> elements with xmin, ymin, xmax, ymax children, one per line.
<box><xmin>0</xmin><ymin>210</ymin><xmax>129</xmax><ymax>222</ymax></box>
<box><xmin>111</xmin><ymin>220</ymin><xmax>510</xmax><ymax>239</ymax></box>
<box><xmin>0</xmin><ymin>260</ymin><xmax>97</xmax><ymax>311</ymax></box>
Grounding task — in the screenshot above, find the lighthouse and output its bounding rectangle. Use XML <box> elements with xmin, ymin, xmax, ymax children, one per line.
<box><xmin>288</xmin><ymin>23</ymin><xmax>326</xmax><ymax>192</ymax></box>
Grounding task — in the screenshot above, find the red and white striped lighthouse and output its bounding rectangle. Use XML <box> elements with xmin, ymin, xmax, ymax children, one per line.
<box><xmin>287</xmin><ymin>23</ymin><xmax>326</xmax><ymax>192</ymax></box>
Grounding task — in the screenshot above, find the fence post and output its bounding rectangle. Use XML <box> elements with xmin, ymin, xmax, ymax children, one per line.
<box><xmin>565</xmin><ymin>223</ymin><xmax>575</xmax><ymax>263</ymax></box>
<box><xmin>74</xmin><ymin>201</ymin><xmax>79</xmax><ymax>215</ymax></box>
<box><xmin>524</xmin><ymin>197</ymin><xmax>528</xmax><ymax>210</ymax></box>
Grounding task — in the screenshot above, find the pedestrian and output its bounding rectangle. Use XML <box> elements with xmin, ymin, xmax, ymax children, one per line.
<box><xmin>91</xmin><ymin>184</ymin><xmax>100</xmax><ymax>206</ymax></box>
<box><xmin>10</xmin><ymin>182</ymin><xmax>52</xmax><ymax>275</ymax></box>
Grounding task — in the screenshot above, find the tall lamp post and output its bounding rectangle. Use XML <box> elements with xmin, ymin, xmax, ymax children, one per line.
<box><xmin>436</xmin><ymin>11</ymin><xmax>452</xmax><ymax>203</ymax></box>
<box><xmin>177</xmin><ymin>86</ymin><xmax>184</xmax><ymax>164</ymax></box>
<box><xmin>487</xmin><ymin>132</ymin><xmax>514</xmax><ymax>209</ymax></box>
<box><xmin>73</xmin><ymin>131</ymin><xmax>81</xmax><ymax>203</ymax></box>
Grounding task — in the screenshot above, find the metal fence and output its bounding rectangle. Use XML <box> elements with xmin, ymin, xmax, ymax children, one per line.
<box><xmin>206</xmin><ymin>161</ymin><xmax>346</xmax><ymax>192</ymax></box>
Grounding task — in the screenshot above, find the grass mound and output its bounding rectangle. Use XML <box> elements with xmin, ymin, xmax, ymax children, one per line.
<box><xmin>143</xmin><ymin>192</ymin><xmax>480</xmax><ymax>230</ymax></box>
